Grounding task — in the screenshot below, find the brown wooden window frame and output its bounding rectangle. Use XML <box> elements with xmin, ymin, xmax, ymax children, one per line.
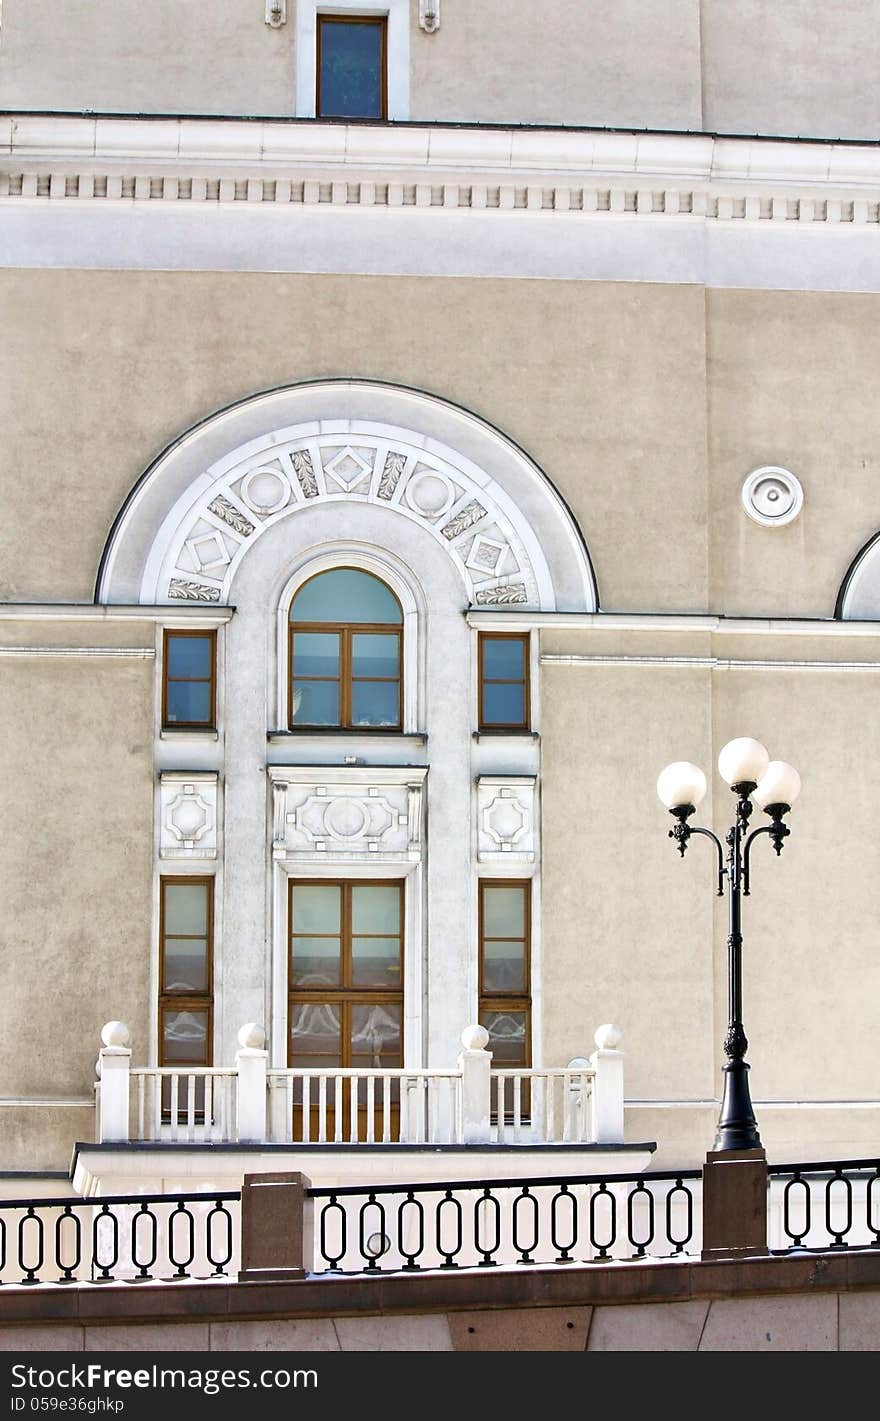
<box><xmin>288</xmin><ymin>570</ymin><xmax>403</xmax><ymax>732</ymax></box>
<box><xmin>478</xmin><ymin>631</ymin><xmax>531</xmax><ymax>732</ymax></box>
<box><xmin>158</xmin><ymin>875</ymin><xmax>214</xmax><ymax>1071</ymax></box>
<box><xmin>316</xmin><ymin>14</ymin><xmax>388</xmax><ymax>121</ymax></box>
<box><xmin>287</xmin><ymin>878</ymin><xmax>405</xmax><ymax>1069</ymax></box>
<box><xmin>478</xmin><ymin>878</ymin><xmax>532</xmax><ymax>1070</ymax></box>
<box><xmin>162</xmin><ymin>629</ymin><xmax>217</xmax><ymax>730</ymax></box>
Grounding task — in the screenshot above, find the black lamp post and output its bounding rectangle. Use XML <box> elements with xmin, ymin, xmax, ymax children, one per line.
<box><xmin>657</xmin><ymin>739</ymin><xmax>801</xmax><ymax>1153</ymax></box>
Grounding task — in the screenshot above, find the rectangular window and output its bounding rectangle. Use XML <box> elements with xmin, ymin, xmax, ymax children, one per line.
<box><xmin>162</xmin><ymin>630</ymin><xmax>216</xmax><ymax>728</ymax></box>
<box><xmin>159</xmin><ymin>877</ymin><xmax>213</xmax><ymax>1074</ymax></box>
<box><xmin>478</xmin><ymin>633</ymin><xmax>530</xmax><ymax>731</ymax></box>
<box><xmin>317</xmin><ymin>15</ymin><xmax>387</xmax><ymax>119</ymax></box>
<box><xmin>478</xmin><ymin>880</ymin><xmax>531</xmax><ymax>1069</ymax></box>
<box><xmin>289</xmin><ymin>878</ymin><xmax>404</xmax><ymax>1140</ymax></box>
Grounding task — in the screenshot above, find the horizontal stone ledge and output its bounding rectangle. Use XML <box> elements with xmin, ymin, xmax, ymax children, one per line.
<box><xmin>1</xmin><ymin>1250</ymin><xmax>878</xmax><ymax>1330</ymax></box>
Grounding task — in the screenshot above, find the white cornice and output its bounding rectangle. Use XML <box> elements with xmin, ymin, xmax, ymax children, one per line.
<box><xmin>0</xmin><ymin>603</ymin><xmax>235</xmax><ymax>624</ymax></box>
<box><xmin>3</xmin><ymin>116</ymin><xmax>880</xmax><ymax>222</ymax></box>
<box><xmin>468</xmin><ymin>611</ymin><xmax>880</xmax><ymax>636</ymax></box>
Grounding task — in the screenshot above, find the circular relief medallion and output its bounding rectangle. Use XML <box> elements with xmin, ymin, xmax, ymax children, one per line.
<box><xmin>741</xmin><ymin>467</ymin><xmax>804</xmax><ymax>527</ymax></box>
<box><xmin>403</xmin><ymin>470</ymin><xmax>456</xmax><ymax>519</ymax></box>
<box><xmin>240</xmin><ymin>467</ymin><xmax>292</xmax><ymax>515</ymax></box>
<box><xmin>323</xmin><ymin>798</ymin><xmax>370</xmax><ymax>840</ymax></box>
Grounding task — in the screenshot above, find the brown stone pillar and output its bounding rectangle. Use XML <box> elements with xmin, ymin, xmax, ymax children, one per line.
<box><xmin>238</xmin><ymin>1171</ymin><xmax>313</xmax><ymax>1282</ymax></box>
<box><xmin>701</xmin><ymin>1148</ymin><xmax>768</xmax><ymax>1260</ymax></box>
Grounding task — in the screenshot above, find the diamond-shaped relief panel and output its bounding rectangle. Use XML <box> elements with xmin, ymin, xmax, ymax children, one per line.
<box><xmin>321</xmin><ymin>446</ymin><xmax>375</xmax><ymax>493</ymax></box>
<box><xmin>477</xmin><ymin>780</ymin><xmax>535</xmax><ymax>860</ymax></box>
<box><xmin>159</xmin><ymin>775</ymin><xmax>219</xmax><ymax>859</ymax></box>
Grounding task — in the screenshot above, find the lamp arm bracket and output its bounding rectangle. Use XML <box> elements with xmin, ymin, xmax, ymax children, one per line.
<box><xmin>742</xmin><ymin>821</ymin><xmax>789</xmax><ymax>894</ymax></box>
<box><xmin>687</xmin><ymin>825</ymin><xmax>726</xmax><ymax>896</ymax></box>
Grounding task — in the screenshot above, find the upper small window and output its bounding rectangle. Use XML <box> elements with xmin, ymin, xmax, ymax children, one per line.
<box><xmin>317</xmin><ymin>15</ymin><xmax>387</xmax><ymax>119</ymax></box>
<box><xmin>478</xmin><ymin>633</ymin><xmax>530</xmax><ymax>731</ymax></box>
<box><xmin>289</xmin><ymin>568</ymin><xmax>402</xmax><ymax>730</ymax></box>
<box><xmin>163</xmin><ymin>630</ymin><xmax>216</xmax><ymax>729</ymax></box>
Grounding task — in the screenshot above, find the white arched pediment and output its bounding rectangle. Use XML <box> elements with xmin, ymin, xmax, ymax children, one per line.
<box><xmin>96</xmin><ymin>381</ymin><xmax>597</xmax><ymax>611</ymax></box>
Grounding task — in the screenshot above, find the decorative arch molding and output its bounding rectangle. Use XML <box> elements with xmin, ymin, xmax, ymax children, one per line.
<box><xmin>96</xmin><ymin>381</ymin><xmax>597</xmax><ymax>612</ymax></box>
<box><xmin>836</xmin><ymin>530</ymin><xmax>880</xmax><ymax>619</ymax></box>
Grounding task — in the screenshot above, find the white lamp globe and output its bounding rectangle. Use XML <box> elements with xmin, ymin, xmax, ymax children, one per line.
<box><xmin>753</xmin><ymin>761</ymin><xmax>801</xmax><ymax>810</ymax></box>
<box><xmin>657</xmin><ymin>762</ymin><xmax>708</xmax><ymax>811</ymax></box>
<box><xmin>717</xmin><ymin>737</ymin><xmax>770</xmax><ymax>789</ymax></box>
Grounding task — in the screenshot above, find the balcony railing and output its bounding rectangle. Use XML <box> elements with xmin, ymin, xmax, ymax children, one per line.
<box><xmin>93</xmin><ymin>1021</ymin><xmax>626</xmax><ymax>1148</ymax></box>
<box><xmin>5</xmin><ymin>1158</ymin><xmax>880</xmax><ymax>1286</ymax></box>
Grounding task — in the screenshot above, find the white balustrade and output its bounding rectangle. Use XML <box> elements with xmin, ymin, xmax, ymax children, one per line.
<box><xmin>130</xmin><ymin>1068</ymin><xmax>238</xmax><ymax>1142</ymax></box>
<box><xmin>95</xmin><ymin>1021</ymin><xmax>625</xmax><ymax>1148</ymax></box>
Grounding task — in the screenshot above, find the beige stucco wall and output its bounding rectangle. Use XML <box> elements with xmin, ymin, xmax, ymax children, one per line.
<box><xmin>409</xmin><ymin>0</ymin><xmax>702</xmax><ymax>130</ymax></box>
<box><xmin>4</xmin><ymin>270</ymin><xmax>880</xmax><ymax>1168</ymax></box>
<box><xmin>0</xmin><ymin>0</ymin><xmax>297</xmax><ymax>116</ymax></box>
<box><xmin>700</xmin><ymin>0</ymin><xmax>880</xmax><ymax>140</ymax></box>
<box><xmin>3</xmin><ymin>0</ymin><xmax>880</xmax><ymax>138</ymax></box>
<box><xmin>0</xmin><ymin>269</ymin><xmax>709</xmax><ymax>613</ymax></box>
<box><xmin>0</xmin><ymin>649</ymin><xmax>153</xmax><ymax>1131</ymax></box>
<box><xmin>540</xmin><ymin>624</ymin><xmax>880</xmax><ymax>1162</ymax></box>
<box><xmin>3</xmin><ymin>269</ymin><xmax>879</xmax><ymax>619</ymax></box>
<box><xmin>706</xmin><ymin>288</ymin><xmax>880</xmax><ymax>618</ymax></box>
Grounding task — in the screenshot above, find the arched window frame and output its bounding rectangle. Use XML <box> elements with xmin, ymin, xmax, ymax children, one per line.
<box><xmin>275</xmin><ymin>549</ymin><xmax>423</xmax><ymax>735</ymax></box>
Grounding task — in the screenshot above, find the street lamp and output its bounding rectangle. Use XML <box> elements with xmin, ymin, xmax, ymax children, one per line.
<box><xmin>657</xmin><ymin>738</ymin><xmax>801</xmax><ymax>1152</ymax></box>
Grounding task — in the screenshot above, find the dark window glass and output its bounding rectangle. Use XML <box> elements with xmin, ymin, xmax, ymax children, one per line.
<box><xmin>318</xmin><ymin>17</ymin><xmax>386</xmax><ymax>119</ymax></box>
<box><xmin>482</xmin><ymin>682</ymin><xmax>525</xmax><ymax>726</ymax></box>
<box><xmin>159</xmin><ymin>878</ymin><xmax>213</xmax><ymax>1071</ymax></box>
<box><xmin>479</xmin><ymin>880</ymin><xmax>531</xmax><ymax>1073</ymax></box>
<box><xmin>289</xmin><ymin>569</ymin><xmax>402</xmax><ymax>730</ymax></box>
<box><xmin>479</xmin><ymin>633</ymin><xmax>529</xmax><ymax>730</ymax></box>
<box><xmin>161</xmin><ymin>1007</ymin><xmax>209</xmax><ymax>1064</ymax></box>
<box><xmin>292</xmin><ymin>569</ymin><xmax>401</xmax><ymax>625</ymax></box>
<box><xmin>163</xmin><ymin>631</ymin><xmax>216</xmax><ymax>728</ymax></box>
<box><xmin>479</xmin><ymin>1008</ymin><xmax>528</xmax><ymax>1068</ymax></box>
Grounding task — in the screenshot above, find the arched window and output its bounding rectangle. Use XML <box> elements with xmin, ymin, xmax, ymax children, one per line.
<box><xmin>289</xmin><ymin>568</ymin><xmax>403</xmax><ymax>730</ymax></box>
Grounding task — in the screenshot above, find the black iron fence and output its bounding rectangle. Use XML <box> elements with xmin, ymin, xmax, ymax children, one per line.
<box><xmin>769</xmin><ymin>1159</ymin><xmax>880</xmax><ymax>1253</ymax></box>
<box><xmin>0</xmin><ymin>1191</ymin><xmax>240</xmax><ymax>1286</ymax></box>
<box><xmin>308</xmin><ymin>1168</ymin><xmax>702</xmax><ymax>1273</ymax></box>
<box><xmin>4</xmin><ymin>1157</ymin><xmax>880</xmax><ymax>1286</ymax></box>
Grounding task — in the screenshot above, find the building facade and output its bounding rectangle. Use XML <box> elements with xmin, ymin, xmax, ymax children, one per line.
<box><xmin>3</xmin><ymin>1</ymin><xmax>880</xmax><ymax>1196</ymax></box>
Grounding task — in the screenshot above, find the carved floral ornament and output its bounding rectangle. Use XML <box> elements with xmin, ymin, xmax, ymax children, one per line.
<box><xmin>155</xmin><ymin>430</ymin><xmax>540</xmax><ymax>607</ymax></box>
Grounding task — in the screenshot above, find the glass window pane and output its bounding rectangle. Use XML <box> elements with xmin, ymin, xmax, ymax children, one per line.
<box><xmin>352</xmin><ymin>633</ymin><xmax>399</xmax><ymax>678</ymax></box>
<box><xmin>483</xmin><ymin>638</ymin><xmax>525</xmax><ymax>680</ymax></box>
<box><xmin>482</xmin><ymin>885</ymin><xmax>526</xmax><ymax>938</ymax></box>
<box><xmin>164</xmin><ymin>883</ymin><xmax>208</xmax><ymax>935</ymax></box>
<box><xmin>292</xmin><ymin>632</ymin><xmax>340</xmax><ymax>677</ymax></box>
<box><xmin>479</xmin><ymin>1009</ymin><xmax>527</xmax><ymax>1067</ymax></box>
<box><xmin>482</xmin><ymin>940</ymin><xmax>526</xmax><ymax>994</ymax></box>
<box><xmin>292</xmin><ymin>679</ymin><xmax>340</xmax><ymax>726</ymax></box>
<box><xmin>162</xmin><ymin>1008</ymin><xmax>209</xmax><ymax>1064</ymax></box>
<box><xmin>351</xmin><ymin>681</ymin><xmax>399</xmax><ymax>727</ymax></box>
<box><xmin>291</xmin><ymin>936</ymin><xmax>342</xmax><ymax>988</ymax></box>
<box><xmin>291</xmin><ymin>569</ymin><xmax>401</xmax><ymax>624</ymax></box>
<box><xmin>289</xmin><ymin>1002</ymin><xmax>341</xmax><ymax>1067</ymax></box>
<box><xmin>292</xmin><ymin>885</ymin><xmax>341</xmax><ymax>934</ymax></box>
<box><xmin>350</xmin><ymin>1003</ymin><xmax>402</xmax><ymax>1069</ymax></box>
<box><xmin>163</xmin><ymin>939</ymin><xmax>208</xmax><ymax>994</ymax></box>
<box><xmin>351</xmin><ymin>936</ymin><xmax>401</xmax><ymax>988</ymax></box>
<box><xmin>167</xmin><ymin>635</ymin><xmax>212</xmax><ymax>678</ymax></box>
<box><xmin>166</xmin><ymin>681</ymin><xmax>212</xmax><ymax>724</ymax></box>
<box><xmin>319</xmin><ymin>20</ymin><xmax>383</xmax><ymax>120</ymax></box>
<box><xmin>351</xmin><ymin>885</ymin><xmax>400</xmax><ymax>934</ymax></box>
<box><xmin>482</xmin><ymin>682</ymin><xmax>525</xmax><ymax>726</ymax></box>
